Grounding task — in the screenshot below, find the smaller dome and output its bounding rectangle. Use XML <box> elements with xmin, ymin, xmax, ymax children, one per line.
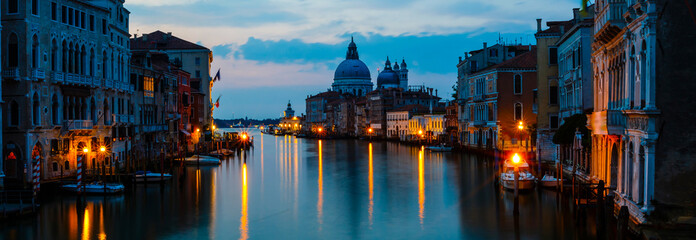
<box><xmin>377</xmin><ymin>69</ymin><xmax>400</xmax><ymax>88</ymax></box>
<box><xmin>400</xmin><ymin>59</ymin><xmax>407</xmax><ymax>69</ymax></box>
<box><xmin>393</xmin><ymin>62</ymin><xmax>400</xmax><ymax>70</ymax></box>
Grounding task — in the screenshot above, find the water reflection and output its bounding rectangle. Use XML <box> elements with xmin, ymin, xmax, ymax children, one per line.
<box><xmin>418</xmin><ymin>147</ymin><xmax>425</xmax><ymax>226</ymax></box>
<box><xmin>368</xmin><ymin>143</ymin><xmax>374</xmax><ymax>227</ymax></box>
<box><xmin>239</xmin><ymin>163</ymin><xmax>248</xmax><ymax>240</ymax></box>
<box><xmin>317</xmin><ymin>140</ymin><xmax>323</xmax><ymax>227</ymax></box>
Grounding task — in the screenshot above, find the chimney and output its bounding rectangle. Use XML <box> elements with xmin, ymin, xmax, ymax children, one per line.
<box><xmin>459</xmin><ymin>56</ymin><xmax>462</xmax><ymax>63</ymax></box>
<box><xmin>435</xmin><ymin>89</ymin><xmax>438</xmax><ymax>97</ymax></box>
<box><xmin>560</xmin><ymin>25</ymin><xmax>565</xmax><ymax>34</ymax></box>
<box><xmin>483</xmin><ymin>42</ymin><xmax>488</xmax><ymax>67</ymax></box>
<box><xmin>134</xmin><ymin>33</ymin><xmax>138</xmax><ymax>38</ymax></box>
<box><xmin>536</xmin><ymin>18</ymin><xmax>542</xmax><ymax>32</ymax></box>
<box><xmin>573</xmin><ymin>8</ymin><xmax>580</xmax><ymax>21</ymax></box>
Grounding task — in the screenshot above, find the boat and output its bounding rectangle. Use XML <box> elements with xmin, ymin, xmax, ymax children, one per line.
<box><xmin>61</xmin><ymin>182</ymin><xmax>125</xmax><ymax>194</ymax></box>
<box><xmin>209</xmin><ymin>149</ymin><xmax>235</xmax><ymax>157</ymax></box>
<box><xmin>426</xmin><ymin>144</ymin><xmax>453</xmax><ymax>152</ymax></box>
<box><xmin>178</xmin><ymin>155</ymin><xmax>221</xmax><ymax>165</ymax></box>
<box><xmin>231</xmin><ymin>121</ymin><xmax>245</xmax><ymax>128</ymax></box>
<box><xmin>133</xmin><ymin>171</ymin><xmax>172</xmax><ymax>183</ymax></box>
<box><xmin>499</xmin><ymin>154</ymin><xmax>537</xmax><ymax>191</ymax></box>
<box><xmin>540</xmin><ymin>174</ymin><xmax>564</xmax><ymax>188</ymax></box>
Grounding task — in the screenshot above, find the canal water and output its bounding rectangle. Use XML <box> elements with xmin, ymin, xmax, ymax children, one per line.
<box><xmin>1</xmin><ymin>129</ymin><xmax>604</xmax><ymax>239</ymax></box>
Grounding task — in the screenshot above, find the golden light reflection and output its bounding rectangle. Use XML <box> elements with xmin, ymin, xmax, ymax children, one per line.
<box><xmin>239</xmin><ymin>163</ymin><xmax>249</xmax><ymax>240</ymax></box>
<box><xmin>368</xmin><ymin>143</ymin><xmax>374</xmax><ymax>227</ymax></box>
<box><xmin>418</xmin><ymin>148</ymin><xmax>425</xmax><ymax>225</ymax></box>
<box><xmin>99</xmin><ymin>206</ymin><xmax>106</xmax><ymax>240</ymax></box>
<box><xmin>294</xmin><ymin>137</ymin><xmax>299</xmax><ymax>213</ymax></box>
<box><xmin>317</xmin><ymin>140</ymin><xmax>323</xmax><ymax>227</ymax></box>
<box><xmin>82</xmin><ymin>208</ymin><xmax>90</xmax><ymax>240</ymax></box>
<box><xmin>196</xmin><ymin>169</ymin><xmax>201</xmax><ymax>207</ymax></box>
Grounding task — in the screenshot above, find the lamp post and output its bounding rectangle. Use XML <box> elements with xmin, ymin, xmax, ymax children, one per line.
<box><xmin>368</xmin><ymin>127</ymin><xmax>373</xmax><ymax>141</ymax></box>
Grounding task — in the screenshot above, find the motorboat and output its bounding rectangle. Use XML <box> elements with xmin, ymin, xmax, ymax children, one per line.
<box><xmin>133</xmin><ymin>171</ymin><xmax>172</xmax><ymax>183</ymax></box>
<box><xmin>499</xmin><ymin>154</ymin><xmax>537</xmax><ymax>191</ymax></box>
<box><xmin>426</xmin><ymin>144</ymin><xmax>453</xmax><ymax>152</ymax></box>
<box><xmin>209</xmin><ymin>149</ymin><xmax>235</xmax><ymax>157</ymax></box>
<box><xmin>540</xmin><ymin>174</ymin><xmax>564</xmax><ymax>188</ymax></box>
<box><xmin>61</xmin><ymin>182</ymin><xmax>125</xmax><ymax>194</ymax></box>
<box><xmin>179</xmin><ymin>155</ymin><xmax>221</xmax><ymax>165</ymax></box>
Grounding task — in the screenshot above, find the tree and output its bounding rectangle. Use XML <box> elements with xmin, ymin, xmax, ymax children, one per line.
<box><xmin>552</xmin><ymin>114</ymin><xmax>591</xmax><ymax>148</ymax></box>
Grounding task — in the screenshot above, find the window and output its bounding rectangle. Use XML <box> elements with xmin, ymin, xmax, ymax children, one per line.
<box><xmin>195</xmin><ymin>70</ymin><xmax>201</xmax><ymax>78</ymax></box>
<box><xmin>62</xmin><ymin>6</ymin><xmax>67</xmax><ymax>23</ymax></box>
<box><xmin>9</xmin><ymin>0</ymin><xmax>18</xmax><ymax>13</ymax></box>
<box><xmin>33</xmin><ymin>93</ymin><xmax>41</xmax><ymax>126</ymax></box>
<box><xmin>195</xmin><ymin>57</ymin><xmax>201</xmax><ymax>65</ymax></box>
<box><xmin>51</xmin><ymin>2</ymin><xmax>57</xmax><ymax>20</ymax></box>
<box><xmin>81</xmin><ymin>12</ymin><xmax>86</xmax><ymax>28</ymax></box>
<box><xmin>102</xmin><ymin>19</ymin><xmax>107</xmax><ymax>34</ymax></box>
<box><xmin>489</xmin><ymin>48</ymin><xmax>498</xmax><ymax>58</ymax></box>
<box><xmin>69</xmin><ymin>8</ymin><xmax>74</xmax><ymax>26</ymax></box>
<box><xmin>549</xmin><ymin>86</ymin><xmax>559</xmax><ymax>105</ymax></box>
<box><xmin>64</xmin><ymin>161</ymin><xmax>70</xmax><ymax>170</ymax></box>
<box><xmin>31</xmin><ymin>0</ymin><xmax>38</xmax><ymax>15</ymax></box>
<box><xmin>470</xmin><ymin>60</ymin><xmax>478</xmax><ymax>72</ymax></box>
<box><xmin>32</xmin><ymin>35</ymin><xmax>40</xmax><ymax>69</ymax></box>
<box><xmin>514</xmin><ymin>74</ymin><xmax>522</xmax><ymax>94</ymax></box>
<box><xmin>550</xmin><ymin>115</ymin><xmax>559</xmax><ymax>129</ymax></box>
<box><xmin>8</xmin><ymin>33</ymin><xmax>19</xmax><ymax>67</ymax></box>
<box><xmin>549</xmin><ymin>47</ymin><xmax>558</xmax><ymax>65</ymax></box>
<box><xmin>514</xmin><ymin>103</ymin><xmax>522</xmax><ymax>121</ymax></box>
<box><xmin>52</xmin><ymin>94</ymin><xmax>60</xmax><ymax>125</ymax></box>
<box><xmin>52</xmin><ymin>162</ymin><xmax>59</xmax><ymax>172</ymax></box>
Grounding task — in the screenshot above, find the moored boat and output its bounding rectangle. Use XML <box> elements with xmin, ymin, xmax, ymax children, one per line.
<box><xmin>426</xmin><ymin>144</ymin><xmax>453</xmax><ymax>152</ymax></box>
<box><xmin>133</xmin><ymin>171</ymin><xmax>172</xmax><ymax>183</ymax></box>
<box><xmin>61</xmin><ymin>182</ymin><xmax>125</xmax><ymax>194</ymax></box>
<box><xmin>209</xmin><ymin>149</ymin><xmax>235</xmax><ymax>157</ymax></box>
<box><xmin>499</xmin><ymin>154</ymin><xmax>537</xmax><ymax>191</ymax></box>
<box><xmin>178</xmin><ymin>155</ymin><xmax>221</xmax><ymax>165</ymax></box>
<box><xmin>540</xmin><ymin>174</ymin><xmax>564</xmax><ymax>188</ymax></box>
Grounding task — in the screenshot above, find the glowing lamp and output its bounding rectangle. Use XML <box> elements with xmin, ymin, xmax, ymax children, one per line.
<box><xmin>241</xmin><ymin>134</ymin><xmax>248</xmax><ymax>140</ymax></box>
<box><xmin>318</xmin><ymin>128</ymin><xmax>323</xmax><ymax>132</ymax></box>
<box><xmin>83</xmin><ymin>148</ymin><xmax>89</xmax><ymax>153</ymax></box>
<box><xmin>512</xmin><ymin>153</ymin><xmax>521</xmax><ymax>164</ymax></box>
<box><xmin>212</xmin><ymin>125</ymin><xmax>216</xmax><ymax>130</ymax></box>
<box><xmin>418</xmin><ymin>130</ymin><xmax>423</xmax><ymax>135</ymax></box>
<box><xmin>368</xmin><ymin>128</ymin><xmax>373</xmax><ymax>133</ymax></box>
<box><xmin>100</xmin><ymin>146</ymin><xmax>106</xmax><ymax>152</ymax></box>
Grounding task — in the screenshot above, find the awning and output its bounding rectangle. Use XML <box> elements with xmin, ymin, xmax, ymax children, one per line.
<box><xmin>180</xmin><ymin>129</ymin><xmax>191</xmax><ymax>136</ymax></box>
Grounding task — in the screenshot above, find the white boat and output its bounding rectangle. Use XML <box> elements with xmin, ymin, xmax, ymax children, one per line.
<box><xmin>499</xmin><ymin>155</ymin><xmax>536</xmax><ymax>191</ymax></box>
<box><xmin>540</xmin><ymin>174</ymin><xmax>564</xmax><ymax>188</ymax></box>
<box><xmin>426</xmin><ymin>144</ymin><xmax>453</xmax><ymax>152</ymax></box>
<box><xmin>179</xmin><ymin>155</ymin><xmax>221</xmax><ymax>165</ymax></box>
<box><xmin>61</xmin><ymin>182</ymin><xmax>125</xmax><ymax>194</ymax></box>
<box><xmin>133</xmin><ymin>171</ymin><xmax>172</xmax><ymax>183</ymax></box>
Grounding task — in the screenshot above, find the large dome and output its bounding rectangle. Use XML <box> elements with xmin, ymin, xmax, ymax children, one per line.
<box><xmin>334</xmin><ymin>59</ymin><xmax>371</xmax><ymax>80</ymax></box>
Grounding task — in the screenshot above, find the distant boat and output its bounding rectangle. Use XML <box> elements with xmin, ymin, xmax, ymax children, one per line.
<box><xmin>178</xmin><ymin>155</ymin><xmax>221</xmax><ymax>165</ymax></box>
<box><xmin>61</xmin><ymin>182</ymin><xmax>125</xmax><ymax>194</ymax></box>
<box><xmin>426</xmin><ymin>144</ymin><xmax>452</xmax><ymax>152</ymax></box>
<box><xmin>133</xmin><ymin>171</ymin><xmax>172</xmax><ymax>183</ymax></box>
<box><xmin>231</xmin><ymin>121</ymin><xmax>245</xmax><ymax>128</ymax></box>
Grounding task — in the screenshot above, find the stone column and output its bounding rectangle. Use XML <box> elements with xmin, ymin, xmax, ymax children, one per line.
<box><xmin>645</xmin><ymin>18</ymin><xmax>657</xmax><ymax>110</ymax></box>
<box><xmin>641</xmin><ymin>139</ymin><xmax>655</xmax><ymax>212</ymax></box>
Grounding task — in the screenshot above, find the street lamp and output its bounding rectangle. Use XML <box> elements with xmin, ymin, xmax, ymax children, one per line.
<box><xmin>512</xmin><ymin>153</ymin><xmax>521</xmax><ymax>164</ymax></box>
<box><xmin>368</xmin><ymin>128</ymin><xmax>373</xmax><ymax>133</ymax></box>
<box><xmin>100</xmin><ymin>146</ymin><xmax>106</xmax><ymax>152</ymax></box>
<box><xmin>83</xmin><ymin>148</ymin><xmax>89</xmax><ymax>153</ymax></box>
<box><xmin>517</xmin><ymin>121</ymin><xmax>524</xmax><ymax>130</ymax></box>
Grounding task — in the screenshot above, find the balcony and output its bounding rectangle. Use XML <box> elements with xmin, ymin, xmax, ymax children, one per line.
<box><xmin>473</xmin><ymin>95</ymin><xmax>485</xmax><ymax>102</ymax></box>
<box><xmin>129</xmin><ymin>116</ymin><xmax>135</xmax><ymax>124</ymax></box>
<box><xmin>590</xmin><ymin>109</ymin><xmax>625</xmax><ymax>135</ymax></box>
<box><xmin>595</xmin><ymin>0</ymin><xmax>627</xmax><ymax>45</ymax></box>
<box><xmin>143</xmin><ymin>124</ymin><xmax>167</xmax><ymax>133</ymax></box>
<box><xmin>64</xmin><ymin>73</ymin><xmax>91</xmax><ymax>86</ymax></box>
<box><xmin>31</xmin><ymin>69</ymin><xmax>46</xmax><ymax>80</ymax></box>
<box><xmin>2</xmin><ymin>68</ymin><xmax>20</xmax><ymax>81</ymax></box>
<box><xmin>64</xmin><ymin>120</ymin><xmax>94</xmax><ymax>131</ymax></box>
<box><xmin>51</xmin><ymin>72</ymin><xmax>64</xmax><ymax>84</ymax></box>
<box><xmin>104</xmin><ymin>79</ymin><xmax>114</xmax><ymax>89</ymax></box>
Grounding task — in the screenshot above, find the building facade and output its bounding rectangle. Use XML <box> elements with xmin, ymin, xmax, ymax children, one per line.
<box><xmin>557</xmin><ymin>8</ymin><xmax>594</xmax><ymax>123</ymax></box>
<box><xmin>589</xmin><ymin>0</ymin><xmax>696</xmax><ymax>225</ymax></box>
<box><xmin>2</xmin><ymin>0</ymin><xmax>131</xmax><ymax>185</ymax></box>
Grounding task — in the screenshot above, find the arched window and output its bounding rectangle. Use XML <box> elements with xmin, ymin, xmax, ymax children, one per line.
<box><xmin>64</xmin><ymin>160</ymin><xmax>70</xmax><ymax>170</ymax></box>
<box><xmin>62</xmin><ymin>40</ymin><xmax>68</xmax><ymax>72</ymax></box>
<box><xmin>91</xmin><ymin>97</ymin><xmax>97</xmax><ymax>121</ymax></box>
<box><xmin>514</xmin><ymin>74</ymin><xmax>522</xmax><ymax>94</ymax></box>
<box><xmin>33</xmin><ymin>93</ymin><xmax>41</xmax><ymax>125</ymax></box>
<box><xmin>90</xmin><ymin>48</ymin><xmax>95</xmax><ymax>76</ymax></box>
<box><xmin>103</xmin><ymin>99</ymin><xmax>110</xmax><ymax>125</ymax></box>
<box><xmin>52</xmin><ymin>162</ymin><xmax>59</xmax><ymax>172</ymax></box>
<box><xmin>8</xmin><ymin>33</ymin><xmax>19</xmax><ymax>67</ymax></box>
<box><xmin>52</xmin><ymin>94</ymin><xmax>60</xmax><ymax>125</ymax></box>
<box><xmin>51</xmin><ymin>39</ymin><xmax>58</xmax><ymax>71</ymax></box>
<box><xmin>514</xmin><ymin>103</ymin><xmax>522</xmax><ymax>121</ymax></box>
<box><xmin>102</xmin><ymin>51</ymin><xmax>108</xmax><ymax>79</ymax></box>
<box><xmin>10</xmin><ymin>100</ymin><xmax>19</xmax><ymax>126</ymax></box>
<box><xmin>640</xmin><ymin>41</ymin><xmax>647</xmax><ymax>108</ymax></box>
<box><xmin>32</xmin><ymin>35</ymin><xmax>39</xmax><ymax>68</ymax></box>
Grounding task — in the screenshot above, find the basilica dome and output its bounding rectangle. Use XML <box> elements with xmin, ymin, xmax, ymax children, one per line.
<box><xmin>376</xmin><ymin>57</ymin><xmax>400</xmax><ymax>88</ymax></box>
<box><xmin>334</xmin><ymin>59</ymin><xmax>371</xmax><ymax>80</ymax></box>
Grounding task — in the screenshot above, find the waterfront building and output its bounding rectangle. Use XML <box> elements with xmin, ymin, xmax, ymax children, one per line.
<box><xmin>386</xmin><ymin>104</ymin><xmax>429</xmax><ymax>141</ymax></box>
<box><xmin>456</xmin><ymin>43</ymin><xmax>531</xmax><ymax>146</ymax></box>
<box><xmin>588</xmin><ymin>0</ymin><xmax>696</xmax><ymax>225</ymax></box>
<box><xmin>462</xmin><ymin>48</ymin><xmax>537</xmax><ymax>151</ymax></box>
<box><xmin>2</xmin><ymin>0</ymin><xmax>131</xmax><ymax>185</ymax></box>
<box><xmin>534</xmin><ymin>19</ymin><xmax>575</xmax><ymax>162</ymax></box>
<box><xmin>445</xmin><ymin>101</ymin><xmax>458</xmax><ymax>144</ymax></box>
<box><xmin>279</xmin><ymin>102</ymin><xmax>301</xmax><ymax>133</ymax></box>
<box><xmin>332</xmin><ymin>37</ymin><xmax>372</xmax><ymax>96</ymax></box>
<box><xmin>174</xmin><ymin>62</ymin><xmax>192</xmax><ymax>149</ymax></box>
<box><xmin>305</xmin><ymin>91</ymin><xmax>343</xmax><ymax>132</ymax></box>
<box><xmin>425</xmin><ymin>114</ymin><xmax>445</xmax><ymax>141</ymax></box>
<box><xmin>557</xmin><ymin>9</ymin><xmax>594</xmax><ymax>123</ymax></box>
<box><xmin>365</xmin><ymin>87</ymin><xmax>440</xmax><ymax>137</ymax></box>
<box><xmin>131</xmin><ymin>31</ymin><xmax>213</xmax><ymax>129</ymax></box>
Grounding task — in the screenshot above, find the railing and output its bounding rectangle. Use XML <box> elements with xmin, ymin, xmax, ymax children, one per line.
<box><xmin>31</xmin><ymin>69</ymin><xmax>45</xmax><ymax>80</ymax></box>
<box><xmin>63</xmin><ymin>120</ymin><xmax>94</xmax><ymax>130</ymax></box>
<box><xmin>129</xmin><ymin>115</ymin><xmax>135</xmax><ymax>123</ymax></box>
<box><xmin>595</xmin><ymin>0</ymin><xmax>627</xmax><ymax>34</ymax></box>
<box><xmin>473</xmin><ymin>95</ymin><xmax>484</xmax><ymax>102</ymax></box>
<box><xmin>117</xmin><ymin>114</ymin><xmax>129</xmax><ymax>123</ymax></box>
<box><xmin>51</xmin><ymin>71</ymin><xmax>64</xmax><ymax>84</ymax></box>
<box><xmin>92</xmin><ymin>77</ymin><xmax>101</xmax><ymax>87</ymax></box>
<box><xmin>143</xmin><ymin>125</ymin><xmax>167</xmax><ymax>132</ymax></box>
<box><xmin>104</xmin><ymin>79</ymin><xmax>114</xmax><ymax>89</ymax></box>
<box><xmin>2</xmin><ymin>68</ymin><xmax>20</xmax><ymax>80</ymax></box>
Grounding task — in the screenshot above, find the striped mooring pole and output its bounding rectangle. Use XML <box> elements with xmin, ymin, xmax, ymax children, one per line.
<box><xmin>77</xmin><ymin>155</ymin><xmax>83</xmax><ymax>194</ymax></box>
<box><xmin>32</xmin><ymin>155</ymin><xmax>41</xmax><ymax>196</ymax></box>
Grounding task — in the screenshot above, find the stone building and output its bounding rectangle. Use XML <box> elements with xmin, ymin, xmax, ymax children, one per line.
<box><xmin>557</xmin><ymin>8</ymin><xmax>594</xmax><ymax>124</ymax></box>
<box><xmin>534</xmin><ymin>19</ymin><xmax>574</xmax><ymax>162</ymax></box>
<box><xmin>462</xmin><ymin>48</ymin><xmax>537</xmax><ymax>151</ymax></box>
<box><xmin>131</xmin><ymin>31</ymin><xmax>213</xmax><ymax>129</ymax></box>
<box><xmin>588</xmin><ymin>0</ymin><xmax>696</xmax><ymax>226</ymax></box>
<box><xmin>386</xmin><ymin>104</ymin><xmax>429</xmax><ymax>140</ymax></box>
<box><xmin>2</xmin><ymin>0</ymin><xmax>131</xmax><ymax>185</ymax></box>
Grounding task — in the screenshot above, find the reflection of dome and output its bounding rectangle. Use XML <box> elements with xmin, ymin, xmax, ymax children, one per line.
<box><xmin>334</xmin><ymin>59</ymin><xmax>371</xmax><ymax>80</ymax></box>
<box><xmin>377</xmin><ymin>57</ymin><xmax>400</xmax><ymax>88</ymax></box>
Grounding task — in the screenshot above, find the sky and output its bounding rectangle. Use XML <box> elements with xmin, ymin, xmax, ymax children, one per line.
<box><xmin>125</xmin><ymin>0</ymin><xmax>581</xmax><ymax>119</ymax></box>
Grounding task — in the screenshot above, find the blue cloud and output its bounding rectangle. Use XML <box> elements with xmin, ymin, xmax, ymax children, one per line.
<box><xmin>212</xmin><ymin>44</ymin><xmax>233</xmax><ymax>58</ymax></box>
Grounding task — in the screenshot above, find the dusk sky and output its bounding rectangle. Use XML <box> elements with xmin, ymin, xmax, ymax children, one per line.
<box><xmin>125</xmin><ymin>0</ymin><xmax>581</xmax><ymax>119</ymax></box>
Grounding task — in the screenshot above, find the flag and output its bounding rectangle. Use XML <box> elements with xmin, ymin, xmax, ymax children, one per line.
<box><xmin>213</xmin><ymin>69</ymin><xmax>221</xmax><ymax>82</ymax></box>
<box><xmin>214</xmin><ymin>96</ymin><xmax>221</xmax><ymax>108</ymax></box>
